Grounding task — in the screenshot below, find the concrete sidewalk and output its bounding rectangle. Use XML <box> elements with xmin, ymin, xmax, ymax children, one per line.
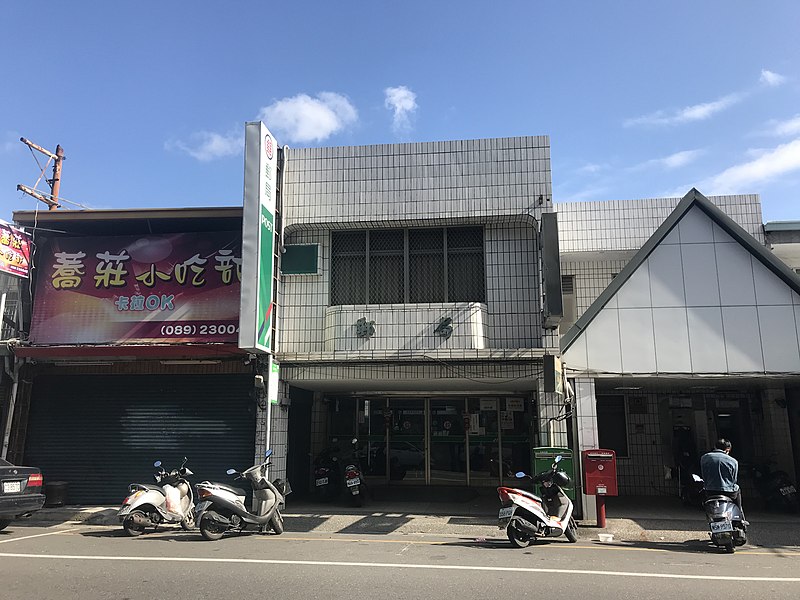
<box><xmin>16</xmin><ymin>492</ymin><xmax>800</xmax><ymax>550</ymax></box>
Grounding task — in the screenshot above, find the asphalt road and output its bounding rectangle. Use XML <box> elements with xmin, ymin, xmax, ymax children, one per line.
<box><xmin>1</xmin><ymin>524</ymin><xmax>799</xmax><ymax>600</ymax></box>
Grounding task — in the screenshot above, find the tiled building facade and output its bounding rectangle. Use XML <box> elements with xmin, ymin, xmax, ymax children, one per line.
<box><xmin>272</xmin><ymin>136</ymin><xmax>566</xmax><ymax>492</ymax></box>
<box><xmin>558</xmin><ymin>192</ymin><xmax>800</xmax><ymax>518</ymax></box>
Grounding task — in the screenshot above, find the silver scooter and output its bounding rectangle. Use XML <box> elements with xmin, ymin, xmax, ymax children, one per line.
<box><xmin>695</xmin><ymin>475</ymin><xmax>747</xmax><ymax>553</ymax></box>
<box><xmin>194</xmin><ymin>449</ymin><xmax>290</xmax><ymax>541</ymax></box>
<box><xmin>118</xmin><ymin>458</ymin><xmax>196</xmax><ymax>536</ymax></box>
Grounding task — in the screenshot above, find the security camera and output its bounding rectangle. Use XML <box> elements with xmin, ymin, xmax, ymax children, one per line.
<box><xmin>254</xmin><ymin>374</ymin><xmax>265</xmax><ymax>390</ymax></box>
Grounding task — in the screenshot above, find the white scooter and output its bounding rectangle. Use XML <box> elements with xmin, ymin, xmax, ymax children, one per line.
<box><xmin>194</xmin><ymin>449</ymin><xmax>290</xmax><ymax>541</ymax></box>
<box><xmin>118</xmin><ymin>458</ymin><xmax>196</xmax><ymax>536</ymax></box>
<box><xmin>497</xmin><ymin>455</ymin><xmax>579</xmax><ymax>547</ymax></box>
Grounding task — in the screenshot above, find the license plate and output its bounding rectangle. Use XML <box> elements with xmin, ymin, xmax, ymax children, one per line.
<box><xmin>710</xmin><ymin>520</ymin><xmax>733</xmax><ymax>533</ymax></box>
<box><xmin>780</xmin><ymin>485</ymin><xmax>796</xmax><ymax>496</ymax></box>
<box><xmin>499</xmin><ymin>506</ymin><xmax>514</xmax><ymax>519</ymax></box>
<box><xmin>315</xmin><ymin>477</ymin><xmax>328</xmax><ymax>486</ymax></box>
<box><xmin>347</xmin><ymin>477</ymin><xmax>360</xmax><ymax>487</ymax></box>
<box><xmin>2</xmin><ymin>480</ymin><xmax>21</xmax><ymax>494</ymax></box>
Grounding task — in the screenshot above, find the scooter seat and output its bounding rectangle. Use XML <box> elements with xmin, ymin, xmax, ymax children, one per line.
<box><xmin>215</xmin><ymin>483</ymin><xmax>247</xmax><ymax>497</ymax></box>
<box><xmin>704</xmin><ymin>495</ymin><xmax>732</xmax><ymax>504</ymax></box>
<box><xmin>138</xmin><ymin>483</ymin><xmax>166</xmax><ymax>495</ymax></box>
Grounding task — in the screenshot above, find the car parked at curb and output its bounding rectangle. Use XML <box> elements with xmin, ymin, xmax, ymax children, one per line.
<box><xmin>0</xmin><ymin>457</ymin><xmax>46</xmax><ymax>530</ymax></box>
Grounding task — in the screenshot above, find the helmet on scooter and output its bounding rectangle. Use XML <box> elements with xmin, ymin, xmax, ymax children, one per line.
<box><xmin>552</xmin><ymin>470</ymin><xmax>571</xmax><ymax>488</ymax></box>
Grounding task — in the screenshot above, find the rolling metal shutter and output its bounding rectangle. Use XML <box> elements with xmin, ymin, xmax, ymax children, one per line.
<box><xmin>24</xmin><ymin>374</ymin><xmax>256</xmax><ymax>504</ymax></box>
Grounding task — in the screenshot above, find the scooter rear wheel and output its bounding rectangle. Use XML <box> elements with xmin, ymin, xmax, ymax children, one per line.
<box><xmin>507</xmin><ymin>523</ymin><xmax>532</xmax><ymax>548</ymax></box>
<box><xmin>123</xmin><ymin>511</ymin><xmax>146</xmax><ymax>537</ymax></box>
<box><xmin>199</xmin><ymin>512</ymin><xmax>226</xmax><ymax>541</ymax></box>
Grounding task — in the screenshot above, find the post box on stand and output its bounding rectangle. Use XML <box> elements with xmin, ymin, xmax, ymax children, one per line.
<box><xmin>581</xmin><ymin>449</ymin><xmax>618</xmax><ymax>528</ymax></box>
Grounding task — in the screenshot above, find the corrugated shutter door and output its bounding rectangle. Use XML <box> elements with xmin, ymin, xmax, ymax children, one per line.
<box><xmin>24</xmin><ymin>374</ymin><xmax>256</xmax><ymax>504</ymax></box>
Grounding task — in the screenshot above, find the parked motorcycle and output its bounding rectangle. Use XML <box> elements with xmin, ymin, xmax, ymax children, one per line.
<box><xmin>118</xmin><ymin>457</ymin><xmax>195</xmax><ymax>536</ymax></box>
<box><xmin>497</xmin><ymin>455</ymin><xmax>578</xmax><ymax>547</ymax></box>
<box><xmin>697</xmin><ymin>475</ymin><xmax>747</xmax><ymax>554</ymax></box>
<box><xmin>313</xmin><ymin>438</ymin><xmax>367</xmax><ymax>506</ymax></box>
<box><xmin>194</xmin><ymin>449</ymin><xmax>290</xmax><ymax>541</ymax></box>
<box><xmin>751</xmin><ymin>461</ymin><xmax>799</xmax><ymax>513</ymax></box>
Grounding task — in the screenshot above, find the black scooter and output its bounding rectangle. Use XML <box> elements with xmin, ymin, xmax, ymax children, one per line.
<box><xmin>194</xmin><ymin>449</ymin><xmax>290</xmax><ymax>541</ymax></box>
<box><xmin>751</xmin><ymin>461</ymin><xmax>799</xmax><ymax>513</ymax></box>
<box><xmin>313</xmin><ymin>438</ymin><xmax>367</xmax><ymax>506</ymax></box>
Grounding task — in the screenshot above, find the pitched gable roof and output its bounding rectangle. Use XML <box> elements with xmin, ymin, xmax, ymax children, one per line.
<box><xmin>560</xmin><ymin>188</ymin><xmax>800</xmax><ymax>357</ymax></box>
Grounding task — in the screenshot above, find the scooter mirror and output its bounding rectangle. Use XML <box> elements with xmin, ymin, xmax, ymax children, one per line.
<box><xmin>352</xmin><ymin>438</ymin><xmax>358</xmax><ymax>445</ymax></box>
<box><xmin>515</xmin><ymin>471</ymin><xmax>527</xmax><ymax>479</ymax></box>
<box><xmin>153</xmin><ymin>461</ymin><xmax>162</xmax><ymax>468</ymax></box>
<box><xmin>554</xmin><ymin>455</ymin><xmax>563</xmax><ymax>463</ymax></box>
<box><xmin>265</xmin><ymin>449</ymin><xmax>274</xmax><ymax>458</ymax></box>
<box><xmin>226</xmin><ymin>468</ymin><xmax>237</xmax><ymax>476</ymax></box>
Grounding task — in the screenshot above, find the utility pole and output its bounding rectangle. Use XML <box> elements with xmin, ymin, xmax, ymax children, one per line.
<box><xmin>16</xmin><ymin>138</ymin><xmax>65</xmax><ymax>210</ymax></box>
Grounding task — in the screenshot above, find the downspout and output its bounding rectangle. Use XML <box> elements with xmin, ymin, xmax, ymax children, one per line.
<box><xmin>264</xmin><ymin>146</ymin><xmax>289</xmax><ymax>468</ymax></box>
<box><xmin>1</xmin><ymin>354</ymin><xmax>20</xmax><ymax>460</ymax></box>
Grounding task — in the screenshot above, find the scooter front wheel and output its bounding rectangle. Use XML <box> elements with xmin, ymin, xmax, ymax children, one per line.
<box><xmin>507</xmin><ymin>523</ymin><xmax>532</xmax><ymax>548</ymax></box>
<box><xmin>564</xmin><ymin>518</ymin><xmax>579</xmax><ymax>543</ymax></box>
<box><xmin>199</xmin><ymin>512</ymin><xmax>226</xmax><ymax>541</ymax></box>
<box><xmin>270</xmin><ymin>511</ymin><xmax>284</xmax><ymax>535</ymax></box>
<box><xmin>180</xmin><ymin>511</ymin><xmax>195</xmax><ymax>531</ymax></box>
<box><xmin>123</xmin><ymin>511</ymin><xmax>146</xmax><ymax>537</ymax></box>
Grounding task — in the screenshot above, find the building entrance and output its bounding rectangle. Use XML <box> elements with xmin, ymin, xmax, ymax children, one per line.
<box><xmin>326</xmin><ymin>395</ymin><xmax>532</xmax><ymax>487</ymax></box>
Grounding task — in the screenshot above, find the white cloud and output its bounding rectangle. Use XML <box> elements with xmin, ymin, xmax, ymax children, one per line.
<box><xmin>635</xmin><ymin>149</ymin><xmax>705</xmax><ymax>170</ymax></box>
<box><xmin>1</xmin><ymin>132</ymin><xmax>21</xmax><ymax>154</ymax></box>
<box><xmin>764</xmin><ymin>114</ymin><xmax>800</xmax><ymax>137</ymax></box>
<box><xmin>697</xmin><ymin>138</ymin><xmax>800</xmax><ymax>194</ymax></box>
<box><xmin>165</xmin><ymin>129</ymin><xmax>241</xmax><ymax>162</ymax></box>
<box><xmin>624</xmin><ymin>93</ymin><xmax>742</xmax><ymax>127</ymax></box>
<box><xmin>258</xmin><ymin>92</ymin><xmax>357</xmax><ymax>144</ymax></box>
<box><xmin>384</xmin><ymin>86</ymin><xmax>418</xmax><ymax>134</ymax></box>
<box><xmin>760</xmin><ymin>69</ymin><xmax>787</xmax><ymax>87</ymax></box>
<box><xmin>578</xmin><ymin>163</ymin><xmax>606</xmax><ymax>174</ymax></box>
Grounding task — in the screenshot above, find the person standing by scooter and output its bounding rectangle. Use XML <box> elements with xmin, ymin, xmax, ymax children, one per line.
<box><xmin>700</xmin><ymin>439</ymin><xmax>747</xmax><ymax>525</ymax></box>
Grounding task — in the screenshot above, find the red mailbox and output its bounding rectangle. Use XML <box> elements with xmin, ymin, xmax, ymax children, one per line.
<box><xmin>582</xmin><ymin>449</ymin><xmax>618</xmax><ymax>496</ymax></box>
<box><xmin>581</xmin><ymin>449</ymin><xmax>618</xmax><ymax>528</ymax></box>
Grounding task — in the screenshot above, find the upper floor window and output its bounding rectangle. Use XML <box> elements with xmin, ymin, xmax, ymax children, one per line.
<box><xmin>330</xmin><ymin>227</ymin><xmax>485</xmax><ymax>305</ymax></box>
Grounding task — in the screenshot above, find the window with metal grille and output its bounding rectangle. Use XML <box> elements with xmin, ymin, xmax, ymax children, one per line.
<box><xmin>447</xmin><ymin>227</ymin><xmax>485</xmax><ymax>302</ymax></box>
<box><xmin>330</xmin><ymin>231</ymin><xmax>366</xmax><ymax>305</ymax></box>
<box><xmin>330</xmin><ymin>227</ymin><xmax>485</xmax><ymax>305</ymax></box>
<box><xmin>369</xmin><ymin>230</ymin><xmax>404</xmax><ymax>304</ymax></box>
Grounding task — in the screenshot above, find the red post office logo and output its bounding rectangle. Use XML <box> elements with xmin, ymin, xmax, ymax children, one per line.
<box><xmin>264</xmin><ymin>135</ymin><xmax>274</xmax><ymax>160</ymax></box>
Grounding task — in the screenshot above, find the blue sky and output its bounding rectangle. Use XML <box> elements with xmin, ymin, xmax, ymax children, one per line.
<box><xmin>1</xmin><ymin>1</ymin><xmax>799</xmax><ymax>222</ymax></box>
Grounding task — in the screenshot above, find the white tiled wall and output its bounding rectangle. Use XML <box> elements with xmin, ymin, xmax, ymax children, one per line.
<box><xmin>283</xmin><ymin>137</ymin><xmax>553</xmax><ymax>229</ymax></box>
<box><xmin>557</xmin><ymin>194</ymin><xmax>764</xmax><ymax>254</ymax></box>
<box><xmin>278</xmin><ymin>137</ymin><xmax>554</xmax><ymax>355</ymax></box>
<box><xmin>564</xmin><ymin>206</ymin><xmax>800</xmax><ymax>374</ymax></box>
<box><xmin>323</xmin><ymin>303</ymin><xmax>487</xmax><ymax>351</ymax></box>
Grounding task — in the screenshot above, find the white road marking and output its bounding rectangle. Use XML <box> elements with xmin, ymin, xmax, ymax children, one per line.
<box><xmin>0</xmin><ymin>528</ymin><xmax>78</xmax><ymax>545</ymax></box>
<box><xmin>0</xmin><ymin>552</ymin><xmax>798</xmax><ymax>582</ymax></box>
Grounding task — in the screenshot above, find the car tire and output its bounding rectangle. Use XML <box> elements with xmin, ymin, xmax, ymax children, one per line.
<box><xmin>0</xmin><ymin>519</ymin><xmax>11</xmax><ymax>531</ymax></box>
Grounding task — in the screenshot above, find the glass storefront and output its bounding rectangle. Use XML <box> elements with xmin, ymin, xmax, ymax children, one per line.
<box><xmin>327</xmin><ymin>395</ymin><xmax>533</xmax><ymax>486</ymax></box>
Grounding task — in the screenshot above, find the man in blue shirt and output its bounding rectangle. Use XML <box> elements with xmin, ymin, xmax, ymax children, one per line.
<box><xmin>700</xmin><ymin>438</ymin><xmax>746</xmax><ymax>523</ymax></box>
